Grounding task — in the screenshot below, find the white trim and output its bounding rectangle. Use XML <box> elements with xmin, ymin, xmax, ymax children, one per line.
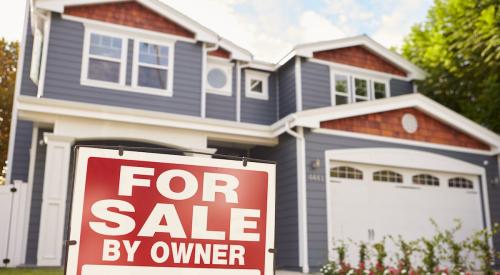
<box><xmin>36</xmin><ymin>12</ymin><xmax>51</xmax><ymax>98</ymax></box>
<box><xmin>206</xmin><ymin>56</ymin><xmax>233</xmax><ymax>96</ymax></box>
<box><xmin>81</xmin><ymin>28</ymin><xmax>128</xmax><ymax>90</ymax></box>
<box><xmin>324</xmin><ymin>148</ymin><xmax>493</xmax><ymax>258</ymax></box>
<box><xmin>295</xmin><ymin>57</ymin><xmax>302</xmax><ymax>112</ymax></box>
<box><xmin>295</xmin><ymin>127</ymin><xmax>309</xmax><ymax>273</ymax></box>
<box><xmin>131</xmin><ymin>37</ymin><xmax>175</xmax><ymax>96</ymax></box>
<box><xmin>330</xmin><ymin>69</ymin><xmax>390</xmax><ymax>106</ymax></box>
<box><xmin>313</xmin><ymin>128</ymin><xmax>495</xmax><ymax>156</ymax></box>
<box><xmin>201</xmin><ymin>43</ymin><xmax>207</xmax><ymax>118</ymax></box>
<box><xmin>6</xmin><ymin>0</ymin><xmax>30</xmax><ymax>185</ymax></box>
<box><xmin>245</xmin><ymin>69</ymin><xmax>269</xmax><ymax>100</ymax></box>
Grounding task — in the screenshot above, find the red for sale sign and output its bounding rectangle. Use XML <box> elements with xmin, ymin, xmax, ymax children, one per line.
<box><xmin>66</xmin><ymin>147</ymin><xmax>276</xmax><ymax>275</ymax></box>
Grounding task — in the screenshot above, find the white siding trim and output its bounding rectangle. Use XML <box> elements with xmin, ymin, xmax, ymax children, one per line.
<box><xmin>36</xmin><ymin>12</ymin><xmax>51</xmax><ymax>98</ymax></box>
<box><xmin>6</xmin><ymin>0</ymin><xmax>30</xmax><ymax>185</ymax></box>
<box><xmin>244</xmin><ymin>69</ymin><xmax>269</xmax><ymax>100</ymax></box>
<box><xmin>236</xmin><ymin>61</ymin><xmax>241</xmax><ymax>122</ymax></box>
<box><xmin>201</xmin><ymin>43</ymin><xmax>207</xmax><ymax>118</ymax></box>
<box><xmin>296</xmin><ymin>127</ymin><xmax>309</xmax><ymax>273</ymax></box>
<box><xmin>295</xmin><ymin>57</ymin><xmax>302</xmax><ymax>112</ymax></box>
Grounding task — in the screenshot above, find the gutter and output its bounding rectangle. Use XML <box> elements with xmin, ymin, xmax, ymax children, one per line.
<box><xmin>201</xmin><ymin>40</ymin><xmax>220</xmax><ymax>118</ymax></box>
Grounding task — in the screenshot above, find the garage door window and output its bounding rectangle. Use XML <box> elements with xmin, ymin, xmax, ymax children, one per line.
<box><xmin>412</xmin><ymin>174</ymin><xmax>439</xmax><ymax>186</ymax></box>
<box><xmin>449</xmin><ymin>177</ymin><xmax>473</xmax><ymax>189</ymax></box>
<box><xmin>373</xmin><ymin>170</ymin><xmax>403</xmax><ymax>183</ymax></box>
<box><xmin>331</xmin><ymin>166</ymin><xmax>363</xmax><ymax>180</ymax></box>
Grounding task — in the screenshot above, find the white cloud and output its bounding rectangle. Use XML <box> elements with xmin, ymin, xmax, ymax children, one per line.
<box><xmin>0</xmin><ymin>1</ymin><xmax>26</xmax><ymax>41</ymax></box>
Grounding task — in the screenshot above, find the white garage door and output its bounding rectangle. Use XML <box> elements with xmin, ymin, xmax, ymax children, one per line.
<box><xmin>328</xmin><ymin>161</ymin><xmax>484</xmax><ymax>264</ymax></box>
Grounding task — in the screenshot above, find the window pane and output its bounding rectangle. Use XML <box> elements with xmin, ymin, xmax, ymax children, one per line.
<box><xmin>374</xmin><ymin>82</ymin><xmax>387</xmax><ymax>99</ymax></box>
<box><xmin>335</xmin><ymin>95</ymin><xmax>348</xmax><ymax>105</ymax></box>
<box><xmin>139</xmin><ymin>42</ymin><xmax>168</xmax><ymax>66</ymax></box>
<box><xmin>251</xmin><ymin>79</ymin><xmax>263</xmax><ymax>93</ymax></box>
<box><xmin>89</xmin><ymin>34</ymin><xmax>122</xmax><ymax>59</ymax></box>
<box><xmin>207</xmin><ymin>68</ymin><xmax>227</xmax><ymax>89</ymax></box>
<box><xmin>331</xmin><ymin>166</ymin><xmax>363</xmax><ymax>180</ymax></box>
<box><xmin>412</xmin><ymin>174</ymin><xmax>439</xmax><ymax>186</ymax></box>
<box><xmin>335</xmin><ymin>75</ymin><xmax>348</xmax><ymax>94</ymax></box>
<box><xmin>88</xmin><ymin>58</ymin><xmax>120</xmax><ymax>83</ymax></box>
<box><xmin>355</xmin><ymin>78</ymin><xmax>368</xmax><ymax>97</ymax></box>
<box><xmin>138</xmin><ymin>66</ymin><xmax>167</xmax><ymax>89</ymax></box>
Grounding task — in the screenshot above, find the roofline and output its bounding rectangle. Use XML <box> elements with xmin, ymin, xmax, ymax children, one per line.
<box><xmin>291</xmin><ymin>93</ymin><xmax>500</xmax><ymax>151</ymax></box>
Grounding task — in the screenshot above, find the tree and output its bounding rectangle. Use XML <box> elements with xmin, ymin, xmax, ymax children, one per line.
<box><xmin>402</xmin><ymin>0</ymin><xmax>500</xmax><ymax>133</ymax></box>
<box><xmin>0</xmin><ymin>38</ymin><xmax>19</xmax><ymax>184</ymax></box>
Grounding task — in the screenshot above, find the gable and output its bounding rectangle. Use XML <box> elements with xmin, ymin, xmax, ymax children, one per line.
<box><xmin>208</xmin><ymin>48</ymin><xmax>231</xmax><ymax>59</ymax></box>
<box><xmin>313</xmin><ymin>46</ymin><xmax>407</xmax><ymax>77</ymax></box>
<box><xmin>320</xmin><ymin>107</ymin><xmax>490</xmax><ymax>150</ymax></box>
<box><xmin>64</xmin><ymin>1</ymin><xmax>195</xmax><ymax>38</ymax></box>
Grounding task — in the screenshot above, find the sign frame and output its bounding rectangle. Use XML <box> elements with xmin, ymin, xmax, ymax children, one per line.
<box><xmin>64</xmin><ymin>146</ymin><xmax>276</xmax><ymax>275</ymax></box>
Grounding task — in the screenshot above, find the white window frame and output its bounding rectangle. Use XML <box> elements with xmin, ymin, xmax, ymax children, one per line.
<box><xmin>131</xmin><ymin>37</ymin><xmax>175</xmax><ymax>96</ymax></box>
<box><xmin>371</xmin><ymin>78</ymin><xmax>390</xmax><ymax>100</ymax></box>
<box><xmin>330</xmin><ymin>69</ymin><xmax>391</xmax><ymax>106</ymax></box>
<box><xmin>330</xmin><ymin>71</ymin><xmax>351</xmax><ymax>105</ymax></box>
<box><xmin>206</xmin><ymin>56</ymin><xmax>233</xmax><ymax>96</ymax></box>
<box><xmin>81</xmin><ymin>29</ymin><xmax>128</xmax><ymax>89</ymax></box>
<box><xmin>245</xmin><ymin>69</ymin><xmax>269</xmax><ymax>100</ymax></box>
<box><xmin>352</xmin><ymin>76</ymin><xmax>370</xmax><ymax>102</ymax></box>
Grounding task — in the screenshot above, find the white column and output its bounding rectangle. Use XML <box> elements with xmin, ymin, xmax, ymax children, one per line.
<box><xmin>37</xmin><ymin>134</ymin><xmax>74</xmax><ymax>266</ymax></box>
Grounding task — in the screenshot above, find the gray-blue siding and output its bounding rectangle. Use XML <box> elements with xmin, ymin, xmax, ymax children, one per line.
<box><xmin>43</xmin><ymin>14</ymin><xmax>202</xmax><ymax>116</ymax></box>
<box><xmin>20</xmin><ymin>16</ymin><xmax>38</xmax><ymax>97</ymax></box>
<box><xmin>301</xmin><ymin>60</ymin><xmax>415</xmax><ymax>110</ymax></box>
<box><xmin>252</xmin><ymin>135</ymin><xmax>300</xmax><ymax>270</ymax></box>
<box><xmin>10</xmin><ymin>120</ymin><xmax>33</xmax><ymax>183</ymax></box>
<box><xmin>304</xmin><ymin>131</ymin><xmax>500</xmax><ymax>271</ymax></box>
<box><xmin>26</xmin><ymin>128</ymin><xmax>50</xmax><ymax>265</ymax></box>
<box><xmin>278</xmin><ymin>59</ymin><xmax>296</xmax><ymax>119</ymax></box>
<box><xmin>206</xmin><ymin>65</ymin><xmax>237</xmax><ymax>121</ymax></box>
<box><xmin>240</xmin><ymin>70</ymin><xmax>278</xmax><ymax>125</ymax></box>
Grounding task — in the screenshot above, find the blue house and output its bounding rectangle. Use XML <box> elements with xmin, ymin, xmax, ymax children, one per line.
<box><xmin>3</xmin><ymin>0</ymin><xmax>500</xmax><ymax>273</ymax></box>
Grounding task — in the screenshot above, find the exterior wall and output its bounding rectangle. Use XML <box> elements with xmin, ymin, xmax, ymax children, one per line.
<box><xmin>20</xmin><ymin>16</ymin><xmax>38</xmax><ymax>97</ymax></box>
<box><xmin>252</xmin><ymin>135</ymin><xmax>300</xmax><ymax>270</ymax></box>
<box><xmin>240</xmin><ymin>70</ymin><xmax>278</xmax><ymax>125</ymax></box>
<box><xmin>64</xmin><ymin>1</ymin><xmax>194</xmax><ymax>38</ymax></box>
<box><xmin>206</xmin><ymin>66</ymin><xmax>237</xmax><ymax>121</ymax></box>
<box><xmin>320</xmin><ymin>108</ymin><xmax>490</xmax><ymax>150</ymax></box>
<box><xmin>43</xmin><ymin>14</ymin><xmax>202</xmax><ymax>117</ymax></box>
<box><xmin>304</xmin><ymin>131</ymin><xmax>500</xmax><ymax>271</ymax></box>
<box><xmin>302</xmin><ymin>60</ymin><xmax>331</xmax><ymax>110</ymax></box>
<box><xmin>25</xmin><ymin>128</ymin><xmax>50</xmax><ymax>265</ymax></box>
<box><xmin>313</xmin><ymin>46</ymin><xmax>407</xmax><ymax>77</ymax></box>
<box><xmin>10</xmin><ymin>120</ymin><xmax>33</xmax><ymax>183</ymax></box>
<box><xmin>391</xmin><ymin>79</ymin><xmax>413</xmax><ymax>96</ymax></box>
<box><xmin>278</xmin><ymin>59</ymin><xmax>296</xmax><ymax>119</ymax></box>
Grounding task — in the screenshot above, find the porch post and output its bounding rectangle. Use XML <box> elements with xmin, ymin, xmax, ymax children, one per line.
<box><xmin>37</xmin><ymin>134</ymin><xmax>74</xmax><ymax>266</ymax></box>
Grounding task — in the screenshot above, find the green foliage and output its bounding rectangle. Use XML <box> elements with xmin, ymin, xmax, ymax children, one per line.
<box><xmin>402</xmin><ymin>0</ymin><xmax>500</xmax><ymax>133</ymax></box>
<box><xmin>0</xmin><ymin>38</ymin><xmax>18</xmax><ymax>185</ymax></box>
<box><xmin>467</xmin><ymin>223</ymin><xmax>500</xmax><ymax>275</ymax></box>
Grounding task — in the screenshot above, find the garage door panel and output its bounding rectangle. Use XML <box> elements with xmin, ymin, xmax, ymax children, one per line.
<box><xmin>328</xmin><ymin>161</ymin><xmax>484</xmax><ymax>264</ymax></box>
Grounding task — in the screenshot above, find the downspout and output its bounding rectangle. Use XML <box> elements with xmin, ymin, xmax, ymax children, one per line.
<box><xmin>201</xmin><ymin>41</ymin><xmax>220</xmax><ymax>118</ymax></box>
<box><xmin>285</xmin><ymin>117</ymin><xmax>309</xmax><ymax>273</ymax></box>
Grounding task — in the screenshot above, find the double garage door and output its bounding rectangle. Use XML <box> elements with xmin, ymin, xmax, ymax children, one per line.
<box><xmin>328</xmin><ymin>160</ymin><xmax>484</xmax><ymax>263</ymax></box>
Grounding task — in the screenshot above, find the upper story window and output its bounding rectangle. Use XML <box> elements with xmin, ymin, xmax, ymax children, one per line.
<box><xmin>132</xmin><ymin>39</ymin><xmax>174</xmax><ymax>95</ymax></box>
<box><xmin>82</xmin><ymin>31</ymin><xmax>127</xmax><ymax>87</ymax></box>
<box><xmin>245</xmin><ymin>70</ymin><xmax>269</xmax><ymax>100</ymax></box>
<box><xmin>206</xmin><ymin>57</ymin><xmax>233</xmax><ymax>96</ymax></box>
<box><xmin>81</xmin><ymin>25</ymin><xmax>177</xmax><ymax>97</ymax></box>
<box><xmin>331</xmin><ymin>71</ymin><xmax>389</xmax><ymax>106</ymax></box>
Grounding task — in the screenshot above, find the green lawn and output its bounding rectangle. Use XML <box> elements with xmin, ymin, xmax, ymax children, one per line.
<box><xmin>0</xmin><ymin>269</ymin><xmax>63</xmax><ymax>275</ymax></box>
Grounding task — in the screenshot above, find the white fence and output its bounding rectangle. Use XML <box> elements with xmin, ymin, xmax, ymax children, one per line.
<box><xmin>0</xmin><ymin>181</ymin><xmax>30</xmax><ymax>267</ymax></box>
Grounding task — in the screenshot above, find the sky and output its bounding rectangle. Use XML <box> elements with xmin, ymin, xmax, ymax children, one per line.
<box><xmin>0</xmin><ymin>0</ymin><xmax>433</xmax><ymax>63</ymax></box>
